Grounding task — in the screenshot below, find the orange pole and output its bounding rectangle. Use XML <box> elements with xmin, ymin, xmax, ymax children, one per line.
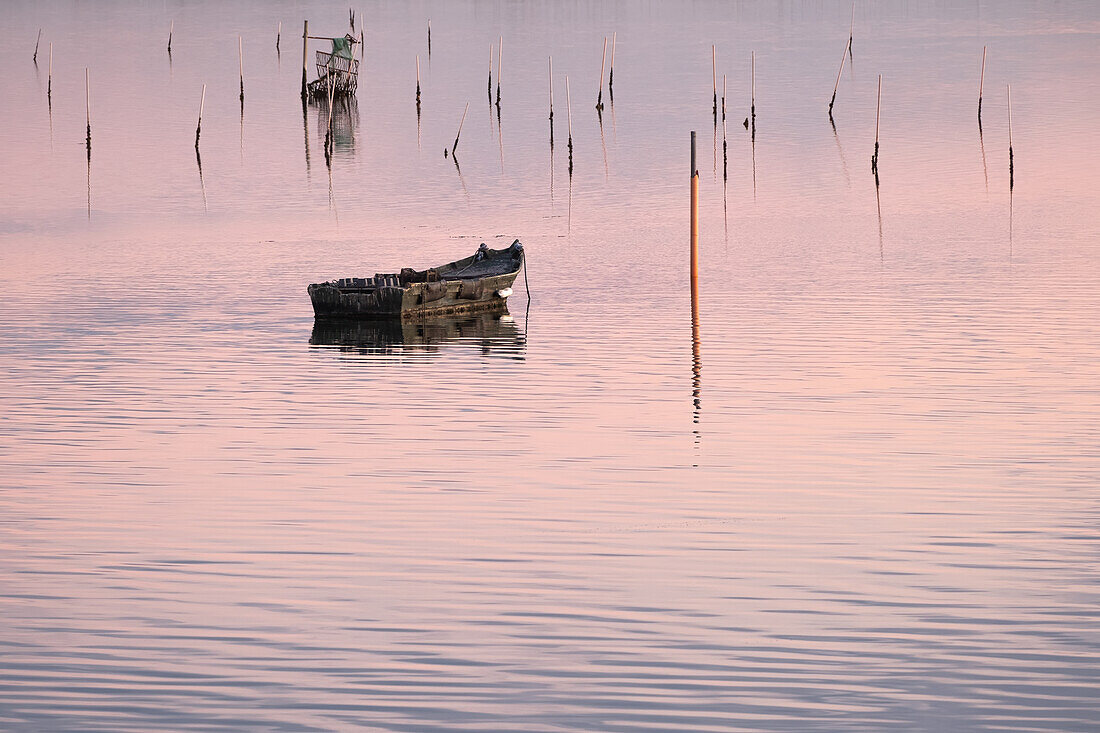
<box><xmin>690</xmin><ymin>131</ymin><xmax>699</xmax><ymax>288</ymax></box>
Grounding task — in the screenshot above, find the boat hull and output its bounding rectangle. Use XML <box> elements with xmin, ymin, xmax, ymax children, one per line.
<box><xmin>308</xmin><ymin>242</ymin><xmax>523</xmax><ymax>319</ymax></box>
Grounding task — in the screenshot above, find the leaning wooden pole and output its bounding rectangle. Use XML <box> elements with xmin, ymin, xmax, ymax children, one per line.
<box><xmin>596</xmin><ymin>36</ymin><xmax>607</xmax><ymax>110</ymax></box>
<box><xmin>849</xmin><ymin>3</ymin><xmax>855</xmax><ymax>58</ymax></box>
<box><xmin>301</xmin><ymin>21</ymin><xmax>309</xmax><ymax>100</ymax></box>
<box><xmin>978</xmin><ymin>46</ymin><xmax>987</xmax><ymax>126</ymax></box>
<box><xmin>452</xmin><ymin>101</ymin><xmax>469</xmax><ymax>155</ymax></box>
<box><xmin>195</xmin><ymin>84</ymin><xmax>206</xmax><ymax>149</ymax></box>
<box><xmin>829</xmin><ymin>38</ymin><xmax>848</xmax><ymax>115</ymax></box>
<box><xmin>167</xmin><ymin>21</ymin><xmax>173</xmax><ymax>53</ymax></box>
<box><xmin>34</xmin><ymin>29</ymin><xmax>42</xmax><ymax>63</ymax></box>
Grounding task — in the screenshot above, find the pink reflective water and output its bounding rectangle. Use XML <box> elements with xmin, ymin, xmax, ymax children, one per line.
<box><xmin>1</xmin><ymin>1</ymin><xmax>1099</xmax><ymax>730</ymax></box>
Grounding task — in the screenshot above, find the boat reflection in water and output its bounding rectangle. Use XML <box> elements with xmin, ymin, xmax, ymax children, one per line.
<box><xmin>309</xmin><ymin>309</ymin><xmax>525</xmax><ymax>361</ymax></box>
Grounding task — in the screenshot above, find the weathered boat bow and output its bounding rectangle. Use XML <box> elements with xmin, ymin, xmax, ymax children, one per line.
<box><xmin>308</xmin><ymin>240</ymin><xmax>524</xmax><ymax>318</ymax></box>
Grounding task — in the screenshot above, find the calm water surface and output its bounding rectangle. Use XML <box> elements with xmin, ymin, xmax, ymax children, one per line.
<box><xmin>2</xmin><ymin>1</ymin><xmax>1100</xmax><ymax>730</ymax></box>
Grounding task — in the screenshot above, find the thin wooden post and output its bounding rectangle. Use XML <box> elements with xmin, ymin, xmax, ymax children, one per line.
<box><xmin>488</xmin><ymin>44</ymin><xmax>493</xmax><ymax>102</ymax></box>
<box><xmin>871</xmin><ymin>73</ymin><xmax>881</xmax><ymax>178</ymax></box>
<box><xmin>85</xmin><ymin>68</ymin><xmax>91</xmax><ymax>156</ymax></box>
<box><xmin>609</xmin><ymin>32</ymin><xmax>616</xmax><ymax>99</ymax></box>
<box><xmin>750</xmin><ymin>51</ymin><xmax>756</xmax><ymax>124</ymax></box>
<box><xmin>34</xmin><ymin>29</ymin><xmax>42</xmax><ymax>63</ymax></box>
<box><xmin>712</xmin><ymin>45</ymin><xmax>717</xmax><ymax>119</ymax></box>
<box><xmin>48</xmin><ymin>43</ymin><xmax>53</xmax><ymax>99</ymax></box>
<box><xmin>496</xmin><ymin>36</ymin><xmax>502</xmax><ymax>106</ymax></box>
<box><xmin>238</xmin><ymin>36</ymin><xmax>245</xmax><ymax>102</ymax></box>
<box><xmin>829</xmin><ymin>37</ymin><xmax>847</xmax><ymax>115</ymax></box>
<box><xmin>416</xmin><ymin>55</ymin><xmax>421</xmax><ymax>107</ymax></box>
<box><xmin>452</xmin><ymin>101</ymin><xmax>469</xmax><ymax>155</ymax></box>
<box><xmin>548</xmin><ymin>56</ymin><xmax>554</xmax><ymax>146</ymax></box>
<box><xmin>722</xmin><ymin>76</ymin><xmax>728</xmax><ymax>178</ymax></box>
<box><xmin>597</xmin><ymin>36</ymin><xmax>607</xmax><ymax>110</ymax></box>
<box><xmin>690</xmin><ymin>131</ymin><xmax>699</xmax><ymax>290</ymax></box>
<box><xmin>277</xmin><ymin>21</ymin><xmax>281</xmax><ymax>51</ymax></box>
<box><xmin>427</xmin><ymin>19</ymin><xmax>431</xmax><ymax>55</ymax></box>
<box><xmin>1007</xmin><ymin>83</ymin><xmax>1014</xmax><ymax>189</ymax></box>
<box><xmin>978</xmin><ymin>46</ymin><xmax>987</xmax><ymax>125</ymax></box>
<box><xmin>324</xmin><ymin>73</ymin><xmax>335</xmax><ymax>166</ymax></box>
<box><xmin>548</xmin><ymin>56</ymin><xmax>554</xmax><ymax>120</ymax></box>
<box><xmin>195</xmin><ymin>84</ymin><xmax>206</xmax><ymax>149</ymax></box>
<box><xmin>167</xmin><ymin>21</ymin><xmax>173</xmax><ymax>53</ymax></box>
<box><xmin>301</xmin><ymin>20</ymin><xmax>309</xmax><ymax>100</ymax></box>
<box><xmin>566</xmin><ymin>75</ymin><xmax>573</xmax><ymax>174</ymax></box>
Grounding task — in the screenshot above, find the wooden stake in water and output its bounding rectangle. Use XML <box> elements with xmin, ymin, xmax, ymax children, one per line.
<box><xmin>849</xmin><ymin>3</ymin><xmax>855</xmax><ymax>58</ymax></box>
<box><xmin>548</xmin><ymin>56</ymin><xmax>554</xmax><ymax>121</ymax></box>
<box><xmin>1007</xmin><ymin>84</ymin><xmax>1014</xmax><ymax>189</ymax></box>
<box><xmin>323</xmin><ymin>75</ymin><xmax>333</xmax><ymax>166</ymax></box>
<box><xmin>978</xmin><ymin>46</ymin><xmax>987</xmax><ymax>126</ymax></box>
<box><xmin>416</xmin><ymin>55</ymin><xmax>421</xmax><ymax>107</ymax></box>
<box><xmin>85</xmin><ymin>68</ymin><xmax>91</xmax><ymax>157</ymax></box>
<box><xmin>690</xmin><ymin>131</ymin><xmax>699</xmax><ymax>290</ymax></box>
<box><xmin>301</xmin><ymin>21</ymin><xmax>309</xmax><ymax>100</ymax></box>
<box><xmin>277</xmin><ymin>21</ymin><xmax>281</xmax><ymax>51</ymax></box>
<box><xmin>750</xmin><ymin>51</ymin><xmax>756</xmax><ymax>125</ymax></box>
<box><xmin>722</xmin><ymin>77</ymin><xmax>728</xmax><ymax>178</ymax></box>
<box><xmin>722</xmin><ymin>74</ymin><xmax>726</xmax><ymax>121</ymax></box>
<box><xmin>566</xmin><ymin>75</ymin><xmax>573</xmax><ymax>174</ymax></box>
<box><xmin>548</xmin><ymin>56</ymin><xmax>555</xmax><ymax>147</ymax></box>
<box><xmin>452</xmin><ymin>102</ymin><xmax>469</xmax><ymax>156</ymax></box>
<box><xmin>427</xmin><ymin>19</ymin><xmax>431</xmax><ymax>56</ymax></box>
<box><xmin>496</xmin><ymin>37</ymin><xmax>502</xmax><ymax>106</ymax></box>
<box><xmin>238</xmin><ymin>36</ymin><xmax>245</xmax><ymax>103</ymax></box>
<box><xmin>195</xmin><ymin>84</ymin><xmax>206</xmax><ymax>149</ymax></box>
<box><xmin>871</xmin><ymin>73</ymin><xmax>881</xmax><ymax>179</ymax></box>
<box><xmin>326</xmin><ymin>73</ymin><xmax>336</xmax><ymax>159</ymax></box>
<box><xmin>167</xmin><ymin>21</ymin><xmax>173</xmax><ymax>53</ymax></box>
<box><xmin>488</xmin><ymin>44</ymin><xmax>493</xmax><ymax>102</ymax></box>
<box><xmin>712</xmin><ymin>46</ymin><xmax>719</xmax><ymax>121</ymax></box>
<box><xmin>609</xmin><ymin>32</ymin><xmax>616</xmax><ymax>100</ymax></box>
<box><xmin>48</xmin><ymin>43</ymin><xmax>53</xmax><ymax>99</ymax></box>
<box><xmin>596</xmin><ymin>36</ymin><xmax>607</xmax><ymax>110</ymax></box>
<box><xmin>34</xmin><ymin>29</ymin><xmax>42</xmax><ymax>63</ymax></box>
<box><xmin>829</xmin><ymin>37</ymin><xmax>848</xmax><ymax>116</ymax></box>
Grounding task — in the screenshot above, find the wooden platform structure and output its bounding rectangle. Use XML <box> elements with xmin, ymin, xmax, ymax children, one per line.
<box><xmin>305</xmin><ymin>32</ymin><xmax>360</xmax><ymax>100</ymax></box>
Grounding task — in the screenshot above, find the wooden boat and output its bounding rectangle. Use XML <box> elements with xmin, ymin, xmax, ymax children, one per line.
<box><xmin>308</xmin><ymin>240</ymin><xmax>524</xmax><ymax>318</ymax></box>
